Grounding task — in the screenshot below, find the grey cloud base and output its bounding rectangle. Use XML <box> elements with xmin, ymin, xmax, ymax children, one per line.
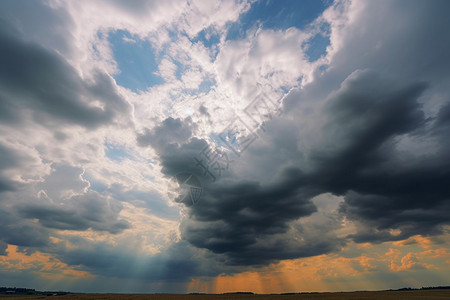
<box><xmin>0</xmin><ymin>21</ymin><xmax>130</xmax><ymax>128</ymax></box>
<box><xmin>143</xmin><ymin>67</ymin><xmax>450</xmax><ymax>268</ymax></box>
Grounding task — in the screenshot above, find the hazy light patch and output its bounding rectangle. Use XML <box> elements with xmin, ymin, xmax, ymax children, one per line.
<box><xmin>394</xmin><ymin>134</ymin><xmax>439</xmax><ymax>158</ymax></box>
<box><xmin>119</xmin><ymin>203</ymin><xmax>180</xmax><ymax>254</ymax></box>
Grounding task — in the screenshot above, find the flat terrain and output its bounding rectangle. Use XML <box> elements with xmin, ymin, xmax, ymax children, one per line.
<box><xmin>1</xmin><ymin>290</ymin><xmax>450</xmax><ymax>300</ymax></box>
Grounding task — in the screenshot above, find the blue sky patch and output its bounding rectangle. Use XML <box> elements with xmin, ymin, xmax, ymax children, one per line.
<box><xmin>109</xmin><ymin>30</ymin><xmax>164</xmax><ymax>92</ymax></box>
<box><xmin>304</xmin><ymin>32</ymin><xmax>330</xmax><ymax>62</ymax></box>
<box><xmin>174</xmin><ymin>59</ymin><xmax>188</xmax><ymax>80</ymax></box>
<box><xmin>226</xmin><ymin>0</ymin><xmax>333</xmax><ymax>41</ymax></box>
<box><xmin>183</xmin><ymin>77</ymin><xmax>216</xmax><ymax>96</ymax></box>
<box><xmin>105</xmin><ymin>142</ymin><xmax>133</xmax><ymax>162</ymax></box>
<box><xmin>82</xmin><ymin>172</ymin><xmax>108</xmax><ymax>193</ymax></box>
<box><xmin>191</xmin><ymin>27</ymin><xmax>221</xmax><ymax>49</ymax></box>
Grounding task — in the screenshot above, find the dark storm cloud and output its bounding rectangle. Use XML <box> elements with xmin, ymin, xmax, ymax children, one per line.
<box><xmin>0</xmin><ymin>21</ymin><xmax>130</xmax><ymax>128</ymax></box>
<box><xmin>137</xmin><ymin>117</ymin><xmax>206</xmax><ymax>178</ymax></box>
<box><xmin>436</xmin><ymin>102</ymin><xmax>450</xmax><ymax>127</ymax></box>
<box><xmin>329</xmin><ymin>84</ymin><xmax>450</xmax><ymax>243</ymax></box>
<box><xmin>0</xmin><ymin>240</ymin><xmax>7</xmax><ymax>255</ymax></box>
<box><xmin>18</xmin><ymin>191</ymin><xmax>130</xmax><ymax>234</ymax></box>
<box><xmin>0</xmin><ymin>209</ymin><xmax>50</xmax><ymax>248</ymax></box>
<box><xmin>138</xmin><ymin>117</ymin><xmax>343</xmax><ymax>266</ymax></box>
<box><xmin>179</xmin><ymin>66</ymin><xmax>449</xmax><ymax>263</ymax></box>
<box><xmin>307</xmin><ymin>70</ymin><xmax>428</xmax><ymax>193</ymax></box>
<box><xmin>0</xmin><ymin>144</ymin><xmax>21</xmax><ymax>192</ymax></box>
<box><xmin>274</xmin><ymin>0</ymin><xmax>450</xmax><ymax>244</ymax></box>
<box><xmin>182</xmin><ymin>171</ymin><xmax>338</xmax><ymax>266</ymax></box>
<box><xmin>284</xmin><ymin>69</ymin><xmax>450</xmax><ymax>243</ymax></box>
<box><xmin>141</xmin><ymin>71</ymin><xmax>450</xmax><ymax>268</ymax></box>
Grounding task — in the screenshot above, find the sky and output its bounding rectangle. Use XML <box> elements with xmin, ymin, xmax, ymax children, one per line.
<box><xmin>0</xmin><ymin>0</ymin><xmax>450</xmax><ymax>294</ymax></box>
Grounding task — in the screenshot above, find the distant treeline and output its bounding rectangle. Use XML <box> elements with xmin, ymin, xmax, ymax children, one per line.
<box><xmin>1</xmin><ymin>286</ymin><xmax>449</xmax><ymax>295</ymax></box>
<box><xmin>393</xmin><ymin>286</ymin><xmax>450</xmax><ymax>291</ymax></box>
<box><xmin>0</xmin><ymin>286</ymin><xmax>70</xmax><ymax>296</ymax></box>
<box><xmin>0</xmin><ymin>287</ymin><xmax>35</xmax><ymax>295</ymax></box>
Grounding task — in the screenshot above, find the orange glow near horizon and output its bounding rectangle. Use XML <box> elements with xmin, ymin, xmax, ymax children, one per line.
<box><xmin>186</xmin><ymin>234</ymin><xmax>450</xmax><ymax>294</ymax></box>
<box><xmin>0</xmin><ymin>244</ymin><xmax>93</xmax><ymax>280</ymax></box>
<box><xmin>2</xmin><ymin>234</ymin><xmax>449</xmax><ymax>294</ymax></box>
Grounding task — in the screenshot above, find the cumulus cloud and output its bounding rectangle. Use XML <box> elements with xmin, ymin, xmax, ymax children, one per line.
<box><xmin>138</xmin><ymin>0</ymin><xmax>450</xmax><ymax>270</ymax></box>
<box><xmin>138</xmin><ymin>116</ymin><xmax>344</xmax><ymax>266</ymax></box>
<box><xmin>18</xmin><ymin>191</ymin><xmax>130</xmax><ymax>234</ymax></box>
<box><xmin>0</xmin><ymin>24</ymin><xmax>130</xmax><ymax>128</ymax></box>
<box><xmin>278</xmin><ymin>0</ymin><xmax>450</xmax><ymax>243</ymax></box>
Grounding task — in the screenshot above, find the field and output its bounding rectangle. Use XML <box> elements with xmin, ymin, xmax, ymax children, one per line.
<box><xmin>1</xmin><ymin>290</ymin><xmax>450</xmax><ymax>300</ymax></box>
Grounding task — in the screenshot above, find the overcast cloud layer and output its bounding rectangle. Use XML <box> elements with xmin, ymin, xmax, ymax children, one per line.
<box><xmin>0</xmin><ymin>0</ymin><xmax>449</xmax><ymax>293</ymax></box>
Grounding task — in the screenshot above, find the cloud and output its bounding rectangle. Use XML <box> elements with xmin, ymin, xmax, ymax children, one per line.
<box><xmin>0</xmin><ymin>162</ymin><xmax>131</xmax><ymax>257</ymax></box>
<box><xmin>0</xmin><ymin>0</ymin><xmax>75</xmax><ymax>57</ymax></box>
<box><xmin>276</xmin><ymin>0</ymin><xmax>450</xmax><ymax>243</ymax></box>
<box><xmin>0</xmin><ymin>209</ymin><xmax>50</xmax><ymax>248</ymax></box>
<box><xmin>131</xmin><ymin>0</ymin><xmax>450</xmax><ymax>274</ymax></box>
<box><xmin>137</xmin><ymin>117</ymin><xmax>196</xmax><ymax>152</ymax></box>
<box><xmin>36</xmin><ymin>164</ymin><xmax>90</xmax><ymax>200</ymax></box>
<box><xmin>106</xmin><ymin>184</ymin><xmax>180</xmax><ymax>220</ymax></box>
<box><xmin>1</xmin><ymin>0</ymin><xmax>450</xmax><ymax>292</ymax></box>
<box><xmin>278</xmin><ymin>68</ymin><xmax>450</xmax><ymax>243</ymax></box>
<box><xmin>18</xmin><ymin>191</ymin><xmax>130</xmax><ymax>234</ymax></box>
<box><xmin>0</xmin><ymin>21</ymin><xmax>130</xmax><ymax>128</ymax></box>
<box><xmin>138</xmin><ymin>117</ymin><xmax>346</xmax><ymax>267</ymax></box>
<box><xmin>16</xmin><ymin>164</ymin><xmax>130</xmax><ymax>234</ymax></box>
<box><xmin>215</xmin><ymin>26</ymin><xmax>315</xmax><ymax>100</ymax></box>
<box><xmin>0</xmin><ymin>144</ymin><xmax>22</xmax><ymax>192</ymax></box>
<box><xmin>50</xmin><ymin>239</ymin><xmax>217</xmax><ymax>284</ymax></box>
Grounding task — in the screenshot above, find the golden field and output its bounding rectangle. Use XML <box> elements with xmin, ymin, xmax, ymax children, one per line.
<box><xmin>1</xmin><ymin>290</ymin><xmax>450</xmax><ymax>300</ymax></box>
